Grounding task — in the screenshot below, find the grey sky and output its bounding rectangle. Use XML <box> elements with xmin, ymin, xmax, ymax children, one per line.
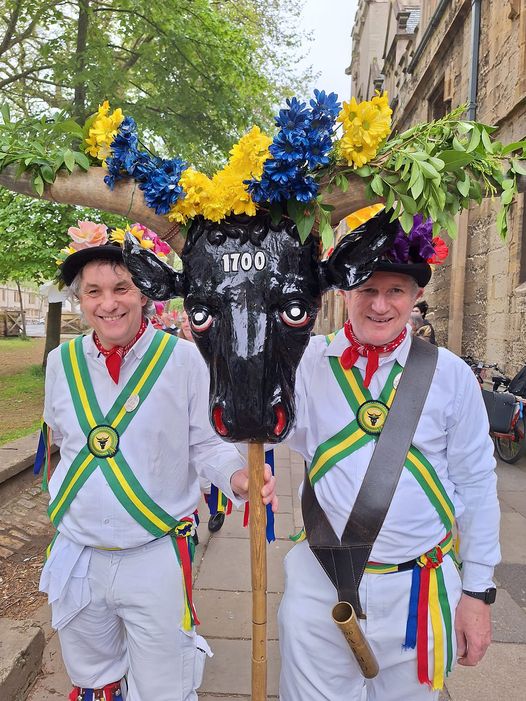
<box><xmin>298</xmin><ymin>0</ymin><xmax>359</xmax><ymax>102</ymax></box>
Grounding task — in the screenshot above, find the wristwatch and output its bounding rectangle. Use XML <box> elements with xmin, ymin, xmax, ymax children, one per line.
<box><xmin>462</xmin><ymin>587</ymin><xmax>497</xmax><ymax>604</ymax></box>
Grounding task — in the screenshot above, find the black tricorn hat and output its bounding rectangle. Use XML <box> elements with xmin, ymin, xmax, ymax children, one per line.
<box><xmin>342</xmin><ymin>205</ymin><xmax>440</xmax><ymax>288</ymax></box>
<box><xmin>373</xmin><ymin>259</ymin><xmax>432</xmax><ymax>287</ymax></box>
<box><xmin>60</xmin><ymin>242</ymin><xmax>123</xmax><ymax>287</ymax></box>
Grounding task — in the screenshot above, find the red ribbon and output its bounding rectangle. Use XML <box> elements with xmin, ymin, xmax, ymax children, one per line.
<box><xmin>93</xmin><ymin>318</ymin><xmax>148</xmax><ymax>384</ymax></box>
<box><xmin>340</xmin><ymin>321</ymin><xmax>407</xmax><ymax>388</ymax></box>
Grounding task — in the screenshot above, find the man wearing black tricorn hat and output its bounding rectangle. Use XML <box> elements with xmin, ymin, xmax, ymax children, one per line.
<box><xmin>278</xmin><ymin>206</ymin><xmax>500</xmax><ymax>700</ymax></box>
<box><xmin>38</xmin><ymin>221</ymin><xmax>277</xmax><ymax>701</ymax></box>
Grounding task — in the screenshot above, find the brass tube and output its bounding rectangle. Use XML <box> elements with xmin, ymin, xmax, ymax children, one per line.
<box><xmin>332</xmin><ymin>601</ymin><xmax>379</xmax><ymax>679</ymax></box>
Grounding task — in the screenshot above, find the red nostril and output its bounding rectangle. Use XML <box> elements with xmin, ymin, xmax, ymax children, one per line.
<box><xmin>273</xmin><ymin>405</ymin><xmax>287</xmax><ymax>436</ymax></box>
<box><xmin>212</xmin><ymin>405</ymin><xmax>229</xmax><ymax>436</ymax></box>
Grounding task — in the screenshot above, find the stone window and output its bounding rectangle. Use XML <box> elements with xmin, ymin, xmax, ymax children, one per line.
<box><xmin>428</xmin><ymin>78</ymin><xmax>451</xmax><ymax>121</ymax></box>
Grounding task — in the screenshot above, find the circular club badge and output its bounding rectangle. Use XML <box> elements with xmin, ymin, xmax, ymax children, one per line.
<box><xmin>87</xmin><ymin>424</ymin><xmax>120</xmax><ymax>458</ymax></box>
<box><xmin>356</xmin><ymin>400</ymin><xmax>389</xmax><ymax>435</ymax></box>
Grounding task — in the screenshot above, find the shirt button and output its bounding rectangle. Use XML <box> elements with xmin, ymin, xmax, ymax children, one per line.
<box><xmin>103</xmin><ymin>518</ymin><xmax>110</xmax><ymax>524</ymax></box>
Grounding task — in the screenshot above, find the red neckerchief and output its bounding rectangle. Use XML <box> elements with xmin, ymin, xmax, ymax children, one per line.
<box><xmin>341</xmin><ymin>320</ymin><xmax>407</xmax><ymax>388</ymax></box>
<box><xmin>93</xmin><ymin>317</ymin><xmax>148</xmax><ymax>384</ymax></box>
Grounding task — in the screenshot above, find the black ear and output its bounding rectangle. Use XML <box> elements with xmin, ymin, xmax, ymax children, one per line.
<box><xmin>319</xmin><ymin>208</ymin><xmax>398</xmax><ymax>292</ymax></box>
<box><xmin>122</xmin><ymin>232</ymin><xmax>185</xmax><ymax>300</ymax></box>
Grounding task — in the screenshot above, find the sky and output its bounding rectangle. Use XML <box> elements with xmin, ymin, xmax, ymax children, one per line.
<box><xmin>297</xmin><ymin>0</ymin><xmax>359</xmax><ymax>102</ymax></box>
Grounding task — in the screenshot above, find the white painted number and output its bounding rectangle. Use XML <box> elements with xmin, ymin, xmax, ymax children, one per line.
<box><xmin>222</xmin><ymin>252</ymin><xmax>267</xmax><ymax>272</ymax></box>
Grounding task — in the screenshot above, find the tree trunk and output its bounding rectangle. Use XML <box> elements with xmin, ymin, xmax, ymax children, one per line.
<box><xmin>43</xmin><ymin>301</ymin><xmax>62</xmax><ymax>369</ymax></box>
<box><xmin>73</xmin><ymin>0</ymin><xmax>90</xmax><ymax>123</ymax></box>
<box><xmin>15</xmin><ymin>279</ymin><xmax>27</xmax><ymax>338</ymax></box>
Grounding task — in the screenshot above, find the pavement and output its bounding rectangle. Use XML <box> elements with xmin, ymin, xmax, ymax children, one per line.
<box><xmin>1</xmin><ymin>439</ymin><xmax>526</xmax><ymax>700</ymax></box>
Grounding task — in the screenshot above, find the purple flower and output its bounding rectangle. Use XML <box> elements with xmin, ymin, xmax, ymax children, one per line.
<box><xmin>389</xmin><ymin>215</ymin><xmax>435</xmax><ymax>263</ymax></box>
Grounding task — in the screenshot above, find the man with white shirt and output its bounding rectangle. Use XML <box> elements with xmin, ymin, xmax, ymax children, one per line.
<box><xmin>278</xmin><ymin>213</ymin><xmax>500</xmax><ymax>701</ymax></box>
<box><xmin>40</xmin><ymin>230</ymin><xmax>277</xmax><ymax>701</ymax></box>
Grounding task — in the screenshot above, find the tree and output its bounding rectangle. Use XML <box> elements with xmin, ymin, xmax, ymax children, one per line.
<box><xmin>0</xmin><ymin>0</ymin><xmax>311</xmax><ymax>168</ymax></box>
<box><xmin>0</xmin><ymin>187</ymin><xmax>127</xmax><ymax>362</ymax></box>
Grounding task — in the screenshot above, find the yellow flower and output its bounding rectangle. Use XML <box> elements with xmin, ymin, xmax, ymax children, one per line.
<box><xmin>110</xmin><ymin>225</ymin><xmax>154</xmax><ymax>250</ymax></box>
<box><xmin>167</xmin><ymin>127</ymin><xmax>271</xmax><ymax>223</ymax></box>
<box><xmin>85</xmin><ymin>100</ymin><xmax>124</xmax><ymax>163</ymax></box>
<box><xmin>337</xmin><ymin>92</ymin><xmax>392</xmax><ymax>168</ymax></box>
<box><xmin>345</xmin><ymin>204</ymin><xmax>385</xmax><ymax>231</ymax></box>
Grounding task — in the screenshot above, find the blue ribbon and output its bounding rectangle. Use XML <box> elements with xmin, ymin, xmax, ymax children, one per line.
<box><xmin>265</xmin><ymin>449</ymin><xmax>276</xmax><ymax>543</ymax></box>
<box><xmin>403</xmin><ymin>563</ymin><xmax>421</xmax><ymax>650</ymax></box>
<box><xmin>33</xmin><ymin>428</ymin><xmax>45</xmax><ymax>475</ymax></box>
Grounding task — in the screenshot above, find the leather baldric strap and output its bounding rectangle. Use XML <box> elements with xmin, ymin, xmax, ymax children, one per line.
<box><xmin>302</xmin><ymin>337</ymin><xmax>439</xmax><ymax>618</ymax></box>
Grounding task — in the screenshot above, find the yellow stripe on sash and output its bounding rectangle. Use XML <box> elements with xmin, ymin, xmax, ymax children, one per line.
<box><xmin>429</xmin><ymin>569</ymin><xmax>445</xmax><ymax>690</ymax></box>
<box><xmin>406</xmin><ymin>452</ymin><xmax>455</xmax><ymax>527</ymax></box>
<box><xmin>69</xmin><ymin>342</ymin><xmax>97</xmax><ymax>428</ymax></box>
<box><xmin>310</xmin><ymin>426</ymin><xmax>365</xmax><ymax>482</ymax></box>
<box><xmin>111</xmin><ymin>333</ymin><xmax>171</xmax><ymax>428</ymax></box>
<box><xmin>49</xmin><ymin>453</ymin><xmax>95</xmax><ymax>523</ymax></box>
<box><xmin>341</xmin><ymin>365</ymin><xmax>368</xmax><ymax>406</ymax></box>
<box><xmin>106</xmin><ymin>456</ymin><xmax>172</xmax><ymax>533</ymax></box>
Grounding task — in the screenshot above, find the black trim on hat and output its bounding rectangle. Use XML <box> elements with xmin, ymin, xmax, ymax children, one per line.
<box><xmin>60</xmin><ymin>244</ymin><xmax>124</xmax><ymax>287</ymax></box>
<box><xmin>373</xmin><ymin>260</ymin><xmax>432</xmax><ymax>287</ymax></box>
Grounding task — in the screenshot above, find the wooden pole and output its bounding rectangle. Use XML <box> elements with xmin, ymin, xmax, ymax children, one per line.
<box><xmin>248</xmin><ymin>442</ymin><xmax>267</xmax><ymax>701</ymax></box>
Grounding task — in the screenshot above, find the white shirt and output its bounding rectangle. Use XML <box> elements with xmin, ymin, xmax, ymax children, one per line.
<box><xmin>290</xmin><ymin>326</ymin><xmax>500</xmax><ymax>591</ymax></box>
<box><xmin>44</xmin><ymin>323</ymin><xmax>244</xmax><ymax>549</ymax></box>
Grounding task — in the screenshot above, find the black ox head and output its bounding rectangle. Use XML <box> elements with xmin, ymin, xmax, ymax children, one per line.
<box><xmin>123</xmin><ymin>209</ymin><xmax>396</xmax><ymax>443</ymax></box>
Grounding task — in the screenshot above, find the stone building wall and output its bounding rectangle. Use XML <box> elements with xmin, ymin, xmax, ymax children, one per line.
<box><xmin>343</xmin><ymin>0</ymin><xmax>526</xmax><ymax>376</ymax></box>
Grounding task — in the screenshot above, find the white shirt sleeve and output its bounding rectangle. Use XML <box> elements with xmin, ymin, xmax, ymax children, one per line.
<box><xmin>43</xmin><ymin>347</ymin><xmax>64</xmax><ymax>446</ymax></box>
<box><xmin>186</xmin><ymin>346</ymin><xmax>245</xmax><ymax>504</ymax></box>
<box><xmin>445</xmin><ymin>362</ymin><xmax>501</xmax><ymax>591</ymax></box>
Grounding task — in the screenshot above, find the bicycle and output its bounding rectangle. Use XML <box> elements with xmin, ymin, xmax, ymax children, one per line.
<box><xmin>462</xmin><ymin>357</ymin><xmax>526</xmax><ymax>464</ymax></box>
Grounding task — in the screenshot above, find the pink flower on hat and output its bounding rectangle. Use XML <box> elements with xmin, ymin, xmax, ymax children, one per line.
<box><xmin>67</xmin><ymin>220</ymin><xmax>109</xmax><ymax>250</ymax></box>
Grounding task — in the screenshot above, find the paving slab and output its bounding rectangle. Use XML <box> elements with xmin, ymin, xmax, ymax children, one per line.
<box><xmin>200</xmin><ymin>639</ymin><xmax>280</xmax><ymax>697</ymax></box>
<box><xmin>499</xmin><ymin>512</ymin><xmax>526</xmax><ymax>564</ymax></box>
<box><xmin>0</xmin><ymin>617</ymin><xmax>45</xmax><ymax>701</ymax></box>
<box><xmin>213</xmin><ymin>510</ymin><xmax>295</xmax><ymax>541</ymax></box>
<box><xmin>496</xmin><ymin>463</ymin><xmax>526</xmax><ymax>491</ymax></box>
<box><xmin>194</xmin><ymin>590</ymin><xmax>282</xmax><ymax>639</ymax></box>
<box><xmin>499</xmin><ymin>489</ymin><xmax>526</xmax><ymax>517</ymax></box>
<box><xmin>490</xmin><ymin>588</ymin><xmax>526</xmax><ymax>642</ymax></box>
<box><xmin>194</xmin><ymin>536</ymin><xmax>293</xmax><ymax>593</ymax></box>
<box><xmin>495</xmin><ymin>563</ymin><xmax>526</xmax><ymax>611</ymax></box>
<box><xmin>445</xmin><ymin>642</ymin><xmax>526</xmax><ymax>701</ymax></box>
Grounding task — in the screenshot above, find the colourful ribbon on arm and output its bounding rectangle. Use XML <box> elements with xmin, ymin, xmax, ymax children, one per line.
<box><xmin>33</xmin><ymin>420</ymin><xmax>52</xmax><ymax>491</ymax></box>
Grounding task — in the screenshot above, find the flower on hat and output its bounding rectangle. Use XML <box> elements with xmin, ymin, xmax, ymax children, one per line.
<box><xmin>109</xmin><ymin>223</ymin><xmax>170</xmax><ymax>259</ymax></box>
<box><xmin>67</xmin><ymin>220</ymin><xmax>109</xmax><ymax>250</ymax></box>
<box><xmin>389</xmin><ymin>214</ymin><xmax>448</xmax><ymax>265</ymax></box>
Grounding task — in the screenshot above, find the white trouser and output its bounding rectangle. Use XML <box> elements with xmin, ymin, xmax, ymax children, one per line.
<box><xmin>55</xmin><ymin>536</ymin><xmax>209</xmax><ymax>701</ymax></box>
<box><xmin>278</xmin><ymin>540</ymin><xmax>462</xmax><ymax>701</ymax></box>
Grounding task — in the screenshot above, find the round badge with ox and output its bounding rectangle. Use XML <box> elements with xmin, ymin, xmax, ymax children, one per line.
<box><xmin>87</xmin><ymin>425</ymin><xmax>120</xmax><ymax>458</ymax></box>
<box><xmin>356</xmin><ymin>400</ymin><xmax>389</xmax><ymax>435</ymax></box>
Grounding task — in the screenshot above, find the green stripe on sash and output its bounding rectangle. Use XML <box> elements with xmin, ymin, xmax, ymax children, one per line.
<box><xmin>51</xmin><ymin>330</ymin><xmax>178</xmax><ymax>533</ymax></box>
<box><xmin>310</xmin><ymin>331</ymin><xmax>455</xmax><ymax>529</ymax></box>
<box><xmin>100</xmin><ymin>454</ymin><xmax>179</xmax><ymax>537</ymax></box>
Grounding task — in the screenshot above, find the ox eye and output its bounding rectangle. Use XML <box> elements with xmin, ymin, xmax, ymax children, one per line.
<box><xmin>190</xmin><ymin>307</ymin><xmax>213</xmax><ymax>332</ymax></box>
<box><xmin>280</xmin><ymin>302</ymin><xmax>309</xmax><ymax>328</ymax></box>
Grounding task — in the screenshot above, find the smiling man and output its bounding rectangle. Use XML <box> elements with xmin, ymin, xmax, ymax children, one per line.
<box><xmin>278</xmin><ymin>212</ymin><xmax>500</xmax><ymax>701</ymax></box>
<box><xmin>39</xmin><ymin>224</ymin><xmax>277</xmax><ymax>701</ymax></box>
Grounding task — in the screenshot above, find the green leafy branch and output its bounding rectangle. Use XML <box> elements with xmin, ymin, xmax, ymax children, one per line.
<box><xmin>325</xmin><ymin>108</ymin><xmax>526</xmax><ymax>240</ymax></box>
<box><xmin>0</xmin><ymin>104</ymin><xmax>90</xmax><ymax>196</ymax></box>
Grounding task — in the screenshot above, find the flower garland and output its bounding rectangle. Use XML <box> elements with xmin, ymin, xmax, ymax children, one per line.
<box><xmin>84</xmin><ymin>90</ymin><xmax>392</xmax><ymax>227</ymax></box>
<box><xmin>54</xmin><ymin>220</ymin><xmax>169</xmax><ymax>285</ymax></box>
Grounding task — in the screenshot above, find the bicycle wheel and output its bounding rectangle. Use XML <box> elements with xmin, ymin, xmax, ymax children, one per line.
<box><xmin>495</xmin><ymin>416</ymin><xmax>526</xmax><ymax>463</ymax></box>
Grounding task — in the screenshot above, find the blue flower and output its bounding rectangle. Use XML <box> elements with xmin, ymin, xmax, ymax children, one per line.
<box><xmin>309</xmin><ymin>90</ymin><xmax>341</xmax><ymax>128</ymax></box>
<box><xmin>269</xmin><ymin>131</ymin><xmax>306</xmax><ymax>164</ymax></box>
<box><xmin>304</xmin><ymin>131</ymin><xmax>333</xmax><ymax>169</ymax></box>
<box><xmin>131</xmin><ymin>151</ymin><xmax>160</xmax><ymax>182</ymax></box>
<box><xmin>274</xmin><ymin>97</ymin><xmax>310</xmax><ymax>133</ymax></box>
<box><xmin>289</xmin><ymin>175</ymin><xmax>318</xmax><ymax>203</ymax></box>
<box><xmin>139</xmin><ymin>158</ymin><xmax>187</xmax><ymax>215</ymax></box>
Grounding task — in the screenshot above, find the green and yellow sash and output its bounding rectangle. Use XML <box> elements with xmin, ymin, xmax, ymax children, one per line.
<box><xmin>48</xmin><ymin>331</ymin><xmax>179</xmax><ymax>536</ymax></box>
<box><xmin>309</xmin><ymin>334</ymin><xmax>454</xmax><ymax>532</ymax></box>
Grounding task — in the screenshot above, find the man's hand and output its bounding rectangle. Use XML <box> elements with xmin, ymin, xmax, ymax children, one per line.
<box><xmin>230</xmin><ymin>464</ymin><xmax>278</xmax><ymax>512</ymax></box>
<box><xmin>455</xmin><ymin>593</ymin><xmax>492</xmax><ymax>666</ymax></box>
